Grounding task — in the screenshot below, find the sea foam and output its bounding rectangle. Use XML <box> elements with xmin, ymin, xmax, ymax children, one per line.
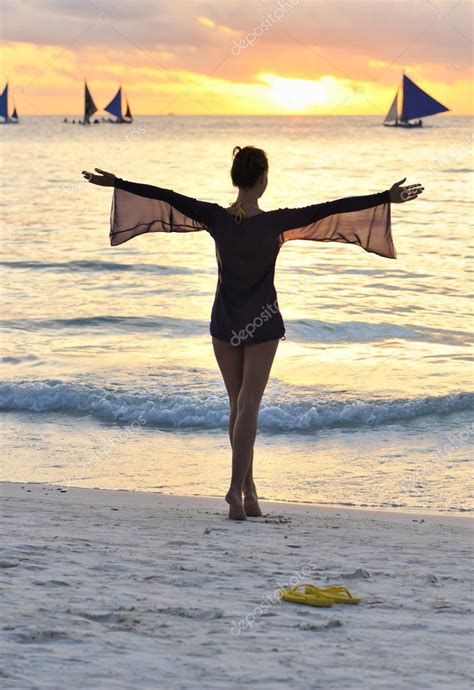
<box><xmin>1</xmin><ymin>381</ymin><xmax>472</xmax><ymax>433</ymax></box>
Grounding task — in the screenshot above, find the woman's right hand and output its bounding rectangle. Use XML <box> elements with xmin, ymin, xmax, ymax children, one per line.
<box><xmin>82</xmin><ymin>168</ymin><xmax>116</xmax><ymax>186</ymax></box>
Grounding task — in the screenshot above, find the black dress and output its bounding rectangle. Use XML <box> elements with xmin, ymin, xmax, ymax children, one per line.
<box><xmin>110</xmin><ymin>177</ymin><xmax>395</xmax><ymax>346</ymax></box>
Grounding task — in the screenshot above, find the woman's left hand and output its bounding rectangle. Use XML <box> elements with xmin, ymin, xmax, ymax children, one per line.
<box><xmin>389</xmin><ymin>178</ymin><xmax>424</xmax><ymax>203</ymax></box>
<box><xmin>82</xmin><ymin>168</ymin><xmax>116</xmax><ymax>186</ymax></box>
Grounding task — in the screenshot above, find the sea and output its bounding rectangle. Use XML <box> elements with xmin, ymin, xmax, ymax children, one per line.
<box><xmin>1</xmin><ymin>115</ymin><xmax>472</xmax><ymax>514</ymax></box>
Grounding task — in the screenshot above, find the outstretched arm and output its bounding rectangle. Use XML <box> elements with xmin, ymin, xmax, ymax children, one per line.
<box><xmin>82</xmin><ymin>168</ymin><xmax>217</xmax><ymax>245</ymax></box>
<box><xmin>274</xmin><ymin>178</ymin><xmax>424</xmax><ymax>259</ymax></box>
<box><xmin>276</xmin><ymin>179</ymin><xmax>423</xmax><ymax>229</ymax></box>
<box><xmin>82</xmin><ymin>168</ymin><xmax>217</xmax><ymax>226</ymax></box>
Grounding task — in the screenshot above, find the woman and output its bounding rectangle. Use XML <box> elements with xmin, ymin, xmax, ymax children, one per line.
<box><xmin>82</xmin><ymin>146</ymin><xmax>423</xmax><ymax>520</ymax></box>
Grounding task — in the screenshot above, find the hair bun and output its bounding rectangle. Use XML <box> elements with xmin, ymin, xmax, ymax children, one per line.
<box><xmin>230</xmin><ymin>145</ymin><xmax>268</xmax><ymax>189</ymax></box>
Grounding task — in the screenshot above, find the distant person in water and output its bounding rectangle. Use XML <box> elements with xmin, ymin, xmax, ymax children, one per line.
<box><xmin>82</xmin><ymin>147</ymin><xmax>423</xmax><ymax>520</ymax></box>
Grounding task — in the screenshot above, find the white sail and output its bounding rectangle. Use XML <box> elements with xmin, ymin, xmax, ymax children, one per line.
<box><xmin>384</xmin><ymin>90</ymin><xmax>399</xmax><ymax>123</ymax></box>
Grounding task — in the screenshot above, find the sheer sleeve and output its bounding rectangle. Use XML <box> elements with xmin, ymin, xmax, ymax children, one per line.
<box><xmin>274</xmin><ymin>190</ymin><xmax>395</xmax><ymax>259</ymax></box>
<box><xmin>110</xmin><ymin>177</ymin><xmax>217</xmax><ymax>246</ymax></box>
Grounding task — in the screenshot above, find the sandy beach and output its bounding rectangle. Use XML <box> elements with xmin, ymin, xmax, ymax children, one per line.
<box><xmin>1</xmin><ymin>482</ymin><xmax>472</xmax><ymax>689</ymax></box>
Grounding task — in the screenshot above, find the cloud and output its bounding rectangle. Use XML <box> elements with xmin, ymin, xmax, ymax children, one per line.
<box><xmin>1</xmin><ymin>0</ymin><xmax>471</xmax><ymax>114</ymax></box>
<box><xmin>2</xmin><ymin>0</ymin><xmax>471</xmax><ymax>73</ymax></box>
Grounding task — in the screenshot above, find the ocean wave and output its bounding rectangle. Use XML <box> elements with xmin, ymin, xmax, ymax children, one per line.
<box><xmin>0</xmin><ymin>259</ymin><xmax>194</xmax><ymax>275</ymax></box>
<box><xmin>0</xmin><ymin>315</ymin><xmax>207</xmax><ymax>335</ymax></box>
<box><xmin>0</xmin><ymin>381</ymin><xmax>472</xmax><ymax>433</ymax></box>
<box><xmin>286</xmin><ymin>319</ymin><xmax>471</xmax><ymax>346</ymax></box>
<box><xmin>0</xmin><ymin>315</ymin><xmax>470</xmax><ymax>346</ymax></box>
<box><xmin>0</xmin><ymin>354</ymin><xmax>40</xmax><ymax>364</ymax></box>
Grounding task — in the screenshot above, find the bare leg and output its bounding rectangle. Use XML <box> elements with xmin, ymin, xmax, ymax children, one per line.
<box><xmin>212</xmin><ymin>338</ymin><xmax>245</xmax><ymax>519</ymax></box>
<box><xmin>212</xmin><ymin>337</ymin><xmax>279</xmax><ymax>520</ymax></box>
<box><xmin>230</xmin><ymin>409</ymin><xmax>259</xmax><ymax>514</ymax></box>
<box><xmin>243</xmin><ymin>453</ymin><xmax>262</xmax><ymax>517</ymax></box>
<box><xmin>230</xmin><ymin>394</ymin><xmax>256</xmax><ymax>504</ymax></box>
<box><xmin>230</xmin><ymin>425</ymin><xmax>260</xmax><ymax>515</ymax></box>
<box><xmin>230</xmin><ymin>339</ymin><xmax>279</xmax><ymax>517</ymax></box>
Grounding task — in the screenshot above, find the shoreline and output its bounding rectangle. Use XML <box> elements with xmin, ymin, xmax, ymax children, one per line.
<box><xmin>2</xmin><ymin>480</ymin><xmax>471</xmax><ymax>525</ymax></box>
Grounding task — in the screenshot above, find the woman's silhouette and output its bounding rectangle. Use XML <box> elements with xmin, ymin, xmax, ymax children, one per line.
<box><xmin>83</xmin><ymin>146</ymin><xmax>423</xmax><ymax>520</ymax></box>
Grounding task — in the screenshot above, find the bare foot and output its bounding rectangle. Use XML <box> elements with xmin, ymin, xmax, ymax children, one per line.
<box><xmin>243</xmin><ymin>490</ymin><xmax>263</xmax><ymax>517</ymax></box>
<box><xmin>225</xmin><ymin>490</ymin><xmax>246</xmax><ymax>521</ymax></box>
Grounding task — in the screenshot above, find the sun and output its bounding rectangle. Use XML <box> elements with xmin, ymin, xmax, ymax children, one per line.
<box><xmin>257</xmin><ymin>73</ymin><xmax>349</xmax><ymax>113</ymax></box>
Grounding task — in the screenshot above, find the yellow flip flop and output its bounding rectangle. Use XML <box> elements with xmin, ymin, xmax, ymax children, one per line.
<box><xmin>279</xmin><ymin>584</ymin><xmax>334</xmax><ymax>607</ymax></box>
<box><xmin>304</xmin><ymin>584</ymin><xmax>361</xmax><ymax>605</ymax></box>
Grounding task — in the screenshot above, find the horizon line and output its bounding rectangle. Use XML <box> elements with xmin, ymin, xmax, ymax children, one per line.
<box><xmin>9</xmin><ymin>112</ymin><xmax>469</xmax><ymax>118</ymax></box>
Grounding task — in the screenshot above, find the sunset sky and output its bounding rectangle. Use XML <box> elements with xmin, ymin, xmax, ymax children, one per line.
<box><xmin>1</xmin><ymin>0</ymin><xmax>472</xmax><ymax>116</ymax></box>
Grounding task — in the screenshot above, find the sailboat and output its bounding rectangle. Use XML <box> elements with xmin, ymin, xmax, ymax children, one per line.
<box><xmin>83</xmin><ymin>80</ymin><xmax>99</xmax><ymax>124</ymax></box>
<box><xmin>63</xmin><ymin>81</ymin><xmax>102</xmax><ymax>124</ymax></box>
<box><xmin>384</xmin><ymin>73</ymin><xmax>449</xmax><ymax>128</ymax></box>
<box><xmin>0</xmin><ymin>83</ymin><xmax>20</xmax><ymax>124</ymax></box>
<box><xmin>104</xmin><ymin>86</ymin><xmax>133</xmax><ymax>123</ymax></box>
<box><xmin>64</xmin><ymin>81</ymin><xmax>99</xmax><ymax>124</ymax></box>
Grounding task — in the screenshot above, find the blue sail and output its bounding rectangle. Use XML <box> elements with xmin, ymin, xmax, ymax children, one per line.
<box><xmin>401</xmin><ymin>75</ymin><xmax>449</xmax><ymax>121</ymax></box>
<box><xmin>0</xmin><ymin>84</ymin><xmax>8</xmax><ymax>120</ymax></box>
<box><xmin>104</xmin><ymin>87</ymin><xmax>122</xmax><ymax>119</ymax></box>
<box><xmin>11</xmin><ymin>107</ymin><xmax>18</xmax><ymax>121</ymax></box>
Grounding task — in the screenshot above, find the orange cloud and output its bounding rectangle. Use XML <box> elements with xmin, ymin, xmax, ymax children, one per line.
<box><xmin>1</xmin><ymin>0</ymin><xmax>472</xmax><ymax>116</ymax></box>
